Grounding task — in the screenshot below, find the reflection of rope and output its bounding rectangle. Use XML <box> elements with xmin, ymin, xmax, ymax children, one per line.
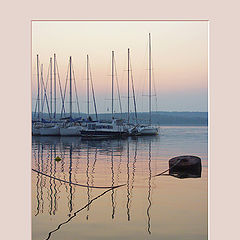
<box><xmin>32</xmin><ymin>168</ymin><xmax>126</xmax><ymax>189</ymax></box>
<box><xmin>45</xmin><ymin>185</ymin><xmax>124</xmax><ymax>240</ymax></box>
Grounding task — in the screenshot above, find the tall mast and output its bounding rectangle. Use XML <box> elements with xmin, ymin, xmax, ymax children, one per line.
<box><xmin>87</xmin><ymin>54</ymin><xmax>90</xmax><ymax>117</ymax></box>
<box><xmin>54</xmin><ymin>54</ymin><xmax>56</xmax><ymax>119</ymax></box>
<box><xmin>50</xmin><ymin>57</ymin><xmax>52</xmax><ymax>119</ymax></box>
<box><xmin>127</xmin><ymin>48</ymin><xmax>130</xmax><ymax>124</ymax></box>
<box><xmin>69</xmin><ymin>56</ymin><xmax>72</xmax><ymax>118</ymax></box>
<box><xmin>149</xmin><ymin>33</ymin><xmax>152</xmax><ymax>125</ymax></box>
<box><xmin>36</xmin><ymin>54</ymin><xmax>40</xmax><ymax>120</ymax></box>
<box><xmin>89</xmin><ymin>56</ymin><xmax>98</xmax><ymax>121</ymax></box>
<box><xmin>40</xmin><ymin>64</ymin><xmax>43</xmax><ymax>120</ymax></box>
<box><xmin>130</xmin><ymin>57</ymin><xmax>138</xmax><ymax>124</ymax></box>
<box><xmin>112</xmin><ymin>51</ymin><xmax>114</xmax><ymax>119</ymax></box>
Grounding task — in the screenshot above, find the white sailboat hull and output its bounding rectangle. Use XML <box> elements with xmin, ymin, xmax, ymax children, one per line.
<box><xmin>60</xmin><ymin>126</ymin><xmax>82</xmax><ymax>136</ymax></box>
<box><xmin>136</xmin><ymin>125</ymin><xmax>159</xmax><ymax>136</ymax></box>
<box><xmin>39</xmin><ymin>126</ymin><xmax>60</xmax><ymax>136</ymax></box>
<box><xmin>32</xmin><ymin>127</ymin><xmax>40</xmax><ymax>136</ymax></box>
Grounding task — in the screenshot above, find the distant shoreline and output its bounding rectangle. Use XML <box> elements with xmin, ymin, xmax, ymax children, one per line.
<box><xmin>32</xmin><ymin>111</ymin><xmax>208</xmax><ymax>126</ymax></box>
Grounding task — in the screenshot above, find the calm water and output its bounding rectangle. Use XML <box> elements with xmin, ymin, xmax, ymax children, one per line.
<box><xmin>32</xmin><ymin>126</ymin><xmax>208</xmax><ymax>240</ymax></box>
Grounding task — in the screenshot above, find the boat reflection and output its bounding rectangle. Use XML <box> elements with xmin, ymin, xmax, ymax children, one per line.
<box><xmin>32</xmin><ymin>135</ymin><xmax>170</xmax><ymax>238</ymax></box>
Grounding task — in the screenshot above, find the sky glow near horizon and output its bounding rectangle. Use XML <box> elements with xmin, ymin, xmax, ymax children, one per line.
<box><xmin>32</xmin><ymin>21</ymin><xmax>208</xmax><ymax>114</ymax></box>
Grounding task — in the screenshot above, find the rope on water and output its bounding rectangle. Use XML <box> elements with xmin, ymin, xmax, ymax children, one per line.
<box><xmin>153</xmin><ymin>159</ymin><xmax>182</xmax><ymax>177</ymax></box>
<box><xmin>32</xmin><ymin>168</ymin><xmax>126</xmax><ymax>189</ymax></box>
<box><xmin>45</xmin><ymin>186</ymin><xmax>123</xmax><ymax>240</ymax></box>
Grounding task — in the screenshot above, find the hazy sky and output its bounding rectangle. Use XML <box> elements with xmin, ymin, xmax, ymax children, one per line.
<box><xmin>32</xmin><ymin>21</ymin><xmax>208</xmax><ymax>114</ymax></box>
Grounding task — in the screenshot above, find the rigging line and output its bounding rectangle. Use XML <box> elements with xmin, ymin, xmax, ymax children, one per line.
<box><xmin>34</xmin><ymin>59</ymin><xmax>40</xmax><ymax>119</ymax></box>
<box><xmin>152</xmin><ymin>58</ymin><xmax>158</xmax><ymax>112</ymax></box>
<box><xmin>137</xmin><ymin>41</ymin><xmax>148</xmax><ymax>112</ymax></box>
<box><xmin>89</xmin><ymin>60</ymin><xmax>98</xmax><ymax>121</ymax></box>
<box><xmin>44</xmin><ymin>59</ymin><xmax>52</xmax><ymax>119</ymax></box>
<box><xmin>130</xmin><ymin>58</ymin><xmax>138</xmax><ymax>124</ymax></box>
<box><xmin>33</xmin><ymin>99</ymin><xmax>38</xmax><ymax>119</ymax></box>
<box><xmin>50</xmin><ymin>58</ymin><xmax>53</xmax><ymax>119</ymax></box>
<box><xmin>61</xmin><ymin>61</ymin><xmax>69</xmax><ymax>117</ymax></box>
<box><xmin>41</xmin><ymin>62</ymin><xmax>49</xmax><ymax>114</ymax></box>
<box><xmin>45</xmin><ymin>185</ymin><xmax>124</xmax><ymax>240</ymax></box>
<box><xmin>56</xmin><ymin>59</ymin><xmax>66</xmax><ymax>116</ymax></box>
<box><xmin>72</xmin><ymin>63</ymin><xmax>81</xmax><ymax>117</ymax></box>
<box><xmin>114</xmin><ymin>57</ymin><xmax>123</xmax><ymax>117</ymax></box>
<box><xmin>41</xmin><ymin>65</ymin><xmax>51</xmax><ymax>119</ymax></box>
<box><xmin>121</xmin><ymin>55</ymin><xmax>127</xmax><ymax>120</ymax></box>
<box><xmin>61</xmin><ymin>61</ymin><xmax>70</xmax><ymax>117</ymax></box>
<box><xmin>35</xmin><ymin>56</ymin><xmax>41</xmax><ymax>120</ymax></box>
<box><xmin>32</xmin><ymin>168</ymin><xmax>126</xmax><ymax>189</ymax></box>
<box><xmin>40</xmin><ymin>59</ymin><xmax>43</xmax><ymax>120</ymax></box>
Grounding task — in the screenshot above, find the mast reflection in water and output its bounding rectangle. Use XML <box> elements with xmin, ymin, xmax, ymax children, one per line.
<box><xmin>32</xmin><ymin>126</ymin><xmax>208</xmax><ymax>240</ymax></box>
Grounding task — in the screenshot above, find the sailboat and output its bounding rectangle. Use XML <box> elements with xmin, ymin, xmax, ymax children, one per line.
<box><xmin>40</xmin><ymin>55</ymin><xmax>61</xmax><ymax>136</ymax></box>
<box><xmin>123</xmin><ymin>48</ymin><xmax>142</xmax><ymax>136</ymax></box>
<box><xmin>80</xmin><ymin>51</ymin><xmax>129</xmax><ymax>139</ymax></box>
<box><xmin>60</xmin><ymin>56</ymin><xmax>82</xmax><ymax>136</ymax></box>
<box><xmin>135</xmin><ymin>33</ymin><xmax>158</xmax><ymax>136</ymax></box>
<box><xmin>32</xmin><ymin>54</ymin><xmax>42</xmax><ymax>135</ymax></box>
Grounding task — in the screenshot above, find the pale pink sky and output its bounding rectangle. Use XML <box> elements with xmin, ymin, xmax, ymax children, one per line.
<box><xmin>32</xmin><ymin>21</ymin><xmax>208</xmax><ymax>114</ymax></box>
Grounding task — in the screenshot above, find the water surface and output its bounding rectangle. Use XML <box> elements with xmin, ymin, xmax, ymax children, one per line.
<box><xmin>32</xmin><ymin>126</ymin><xmax>208</xmax><ymax>240</ymax></box>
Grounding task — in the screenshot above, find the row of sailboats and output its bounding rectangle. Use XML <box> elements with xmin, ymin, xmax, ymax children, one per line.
<box><xmin>32</xmin><ymin>33</ymin><xmax>159</xmax><ymax>138</ymax></box>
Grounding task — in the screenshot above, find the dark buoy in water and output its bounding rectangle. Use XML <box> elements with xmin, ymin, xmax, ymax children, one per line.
<box><xmin>55</xmin><ymin>156</ymin><xmax>61</xmax><ymax>162</ymax></box>
<box><xmin>169</xmin><ymin>155</ymin><xmax>202</xmax><ymax>179</ymax></box>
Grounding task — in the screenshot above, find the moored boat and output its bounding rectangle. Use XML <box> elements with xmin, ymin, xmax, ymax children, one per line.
<box><xmin>134</xmin><ymin>125</ymin><xmax>158</xmax><ymax>136</ymax></box>
<box><xmin>32</xmin><ymin>122</ymin><xmax>42</xmax><ymax>136</ymax></box>
<box><xmin>39</xmin><ymin>123</ymin><xmax>61</xmax><ymax>136</ymax></box>
<box><xmin>134</xmin><ymin>33</ymin><xmax>158</xmax><ymax>136</ymax></box>
<box><xmin>60</xmin><ymin>122</ymin><xmax>82</xmax><ymax>136</ymax></box>
<box><xmin>80</xmin><ymin>119</ymin><xmax>128</xmax><ymax>138</ymax></box>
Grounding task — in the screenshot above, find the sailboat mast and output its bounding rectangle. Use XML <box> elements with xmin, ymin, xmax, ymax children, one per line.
<box><xmin>112</xmin><ymin>51</ymin><xmax>114</xmax><ymax>119</ymax></box>
<box><xmin>50</xmin><ymin>57</ymin><xmax>52</xmax><ymax>119</ymax></box>
<box><xmin>89</xmin><ymin>56</ymin><xmax>98</xmax><ymax>121</ymax></box>
<box><xmin>149</xmin><ymin>33</ymin><xmax>152</xmax><ymax>125</ymax></box>
<box><xmin>87</xmin><ymin>54</ymin><xmax>90</xmax><ymax>117</ymax></box>
<box><xmin>54</xmin><ymin>54</ymin><xmax>56</xmax><ymax>119</ymax></box>
<box><xmin>127</xmin><ymin>48</ymin><xmax>130</xmax><ymax>124</ymax></box>
<box><xmin>36</xmin><ymin>54</ymin><xmax>40</xmax><ymax>120</ymax></box>
<box><xmin>69</xmin><ymin>56</ymin><xmax>72</xmax><ymax>118</ymax></box>
<box><xmin>130</xmin><ymin>58</ymin><xmax>138</xmax><ymax>124</ymax></box>
<box><xmin>40</xmin><ymin>64</ymin><xmax>43</xmax><ymax>119</ymax></box>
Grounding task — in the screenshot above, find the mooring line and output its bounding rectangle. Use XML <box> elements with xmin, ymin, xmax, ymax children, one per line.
<box><xmin>32</xmin><ymin>168</ymin><xmax>126</xmax><ymax>189</ymax></box>
<box><xmin>45</xmin><ymin>186</ymin><xmax>124</xmax><ymax>240</ymax></box>
<box><xmin>153</xmin><ymin>159</ymin><xmax>182</xmax><ymax>177</ymax></box>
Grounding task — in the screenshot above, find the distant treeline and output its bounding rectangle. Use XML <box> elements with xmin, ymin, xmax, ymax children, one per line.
<box><xmin>33</xmin><ymin>111</ymin><xmax>208</xmax><ymax>126</ymax></box>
